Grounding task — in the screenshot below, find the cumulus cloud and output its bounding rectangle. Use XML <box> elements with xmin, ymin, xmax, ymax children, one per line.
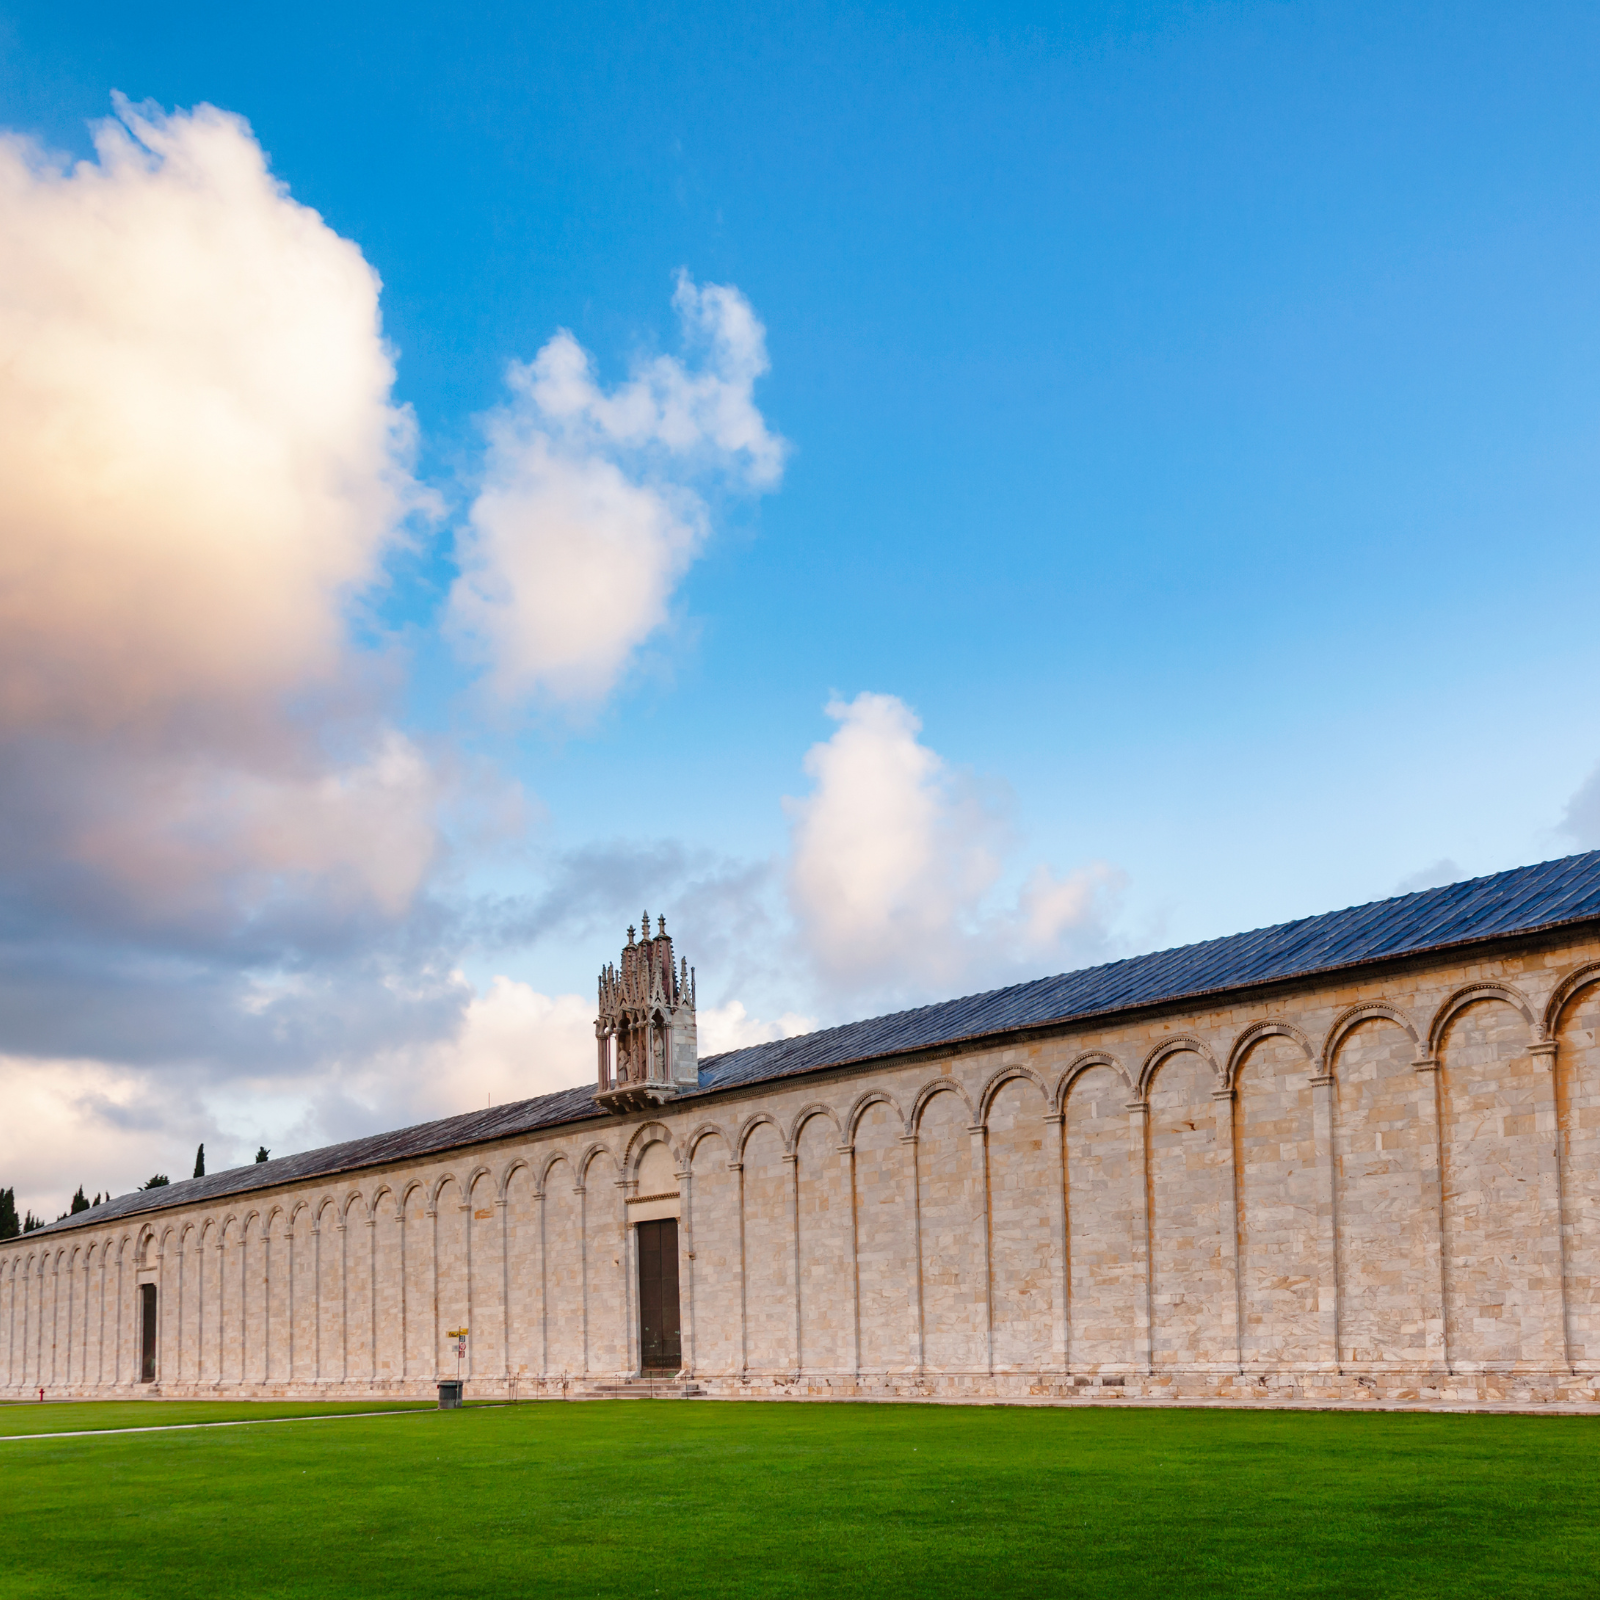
<box><xmin>0</xmin><ymin>95</ymin><xmax>480</xmax><ymax>1199</ymax></box>
<box><xmin>0</xmin><ymin>95</ymin><xmax>420</xmax><ymax>735</ymax></box>
<box><xmin>0</xmin><ymin>1054</ymin><xmax>186</xmax><ymax>1219</ymax></box>
<box><xmin>381</xmin><ymin>976</ymin><xmax>596</xmax><ymax>1119</ymax></box>
<box><xmin>0</xmin><ymin>730</ymin><xmax>445</xmax><ymax>950</ymax></box>
<box><xmin>697</xmin><ymin>1000</ymin><xmax>816</xmax><ymax>1057</ymax></box>
<box><xmin>786</xmin><ymin>692</ymin><xmax>1124</xmax><ymax>999</ymax></box>
<box><xmin>448</xmin><ymin>272</ymin><xmax>786</xmax><ymax>706</ymax></box>
<box><xmin>0</xmin><ymin>96</ymin><xmax>442</xmax><ymax>940</ymax></box>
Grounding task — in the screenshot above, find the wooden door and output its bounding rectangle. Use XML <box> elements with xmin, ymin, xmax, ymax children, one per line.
<box><xmin>139</xmin><ymin>1282</ymin><xmax>158</xmax><ymax>1382</ymax></box>
<box><xmin>636</xmin><ymin>1219</ymin><xmax>681</xmax><ymax>1372</ymax></box>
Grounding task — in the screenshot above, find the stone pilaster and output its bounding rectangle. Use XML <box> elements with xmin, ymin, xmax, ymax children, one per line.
<box><xmin>368</xmin><ymin>1216</ymin><xmax>379</xmax><ymax>1382</ymax></box>
<box><xmin>731</xmin><ymin>1160</ymin><xmax>746</xmax><ymax>1376</ymax></box>
<box><xmin>677</xmin><ymin>1164</ymin><xmax>696</xmax><ymax>1375</ymax></box>
<box><xmin>1309</xmin><ymin>1070</ymin><xmax>1340</xmax><ymax>1370</ymax></box>
<box><xmin>1045</xmin><ymin>1111</ymin><xmax>1069</xmax><ymax>1371</ymax></box>
<box><xmin>783</xmin><ymin>1152</ymin><xmax>801</xmax><ymax>1375</ymax></box>
<box><xmin>1531</xmin><ymin>1039</ymin><xmax>1572</xmax><ymax>1371</ymax></box>
<box><xmin>574</xmin><ymin>1182</ymin><xmax>588</xmax><ymax>1378</ymax></box>
<box><xmin>969</xmin><ymin>1122</ymin><xmax>994</xmax><ymax>1376</ymax></box>
<box><xmin>1414</xmin><ymin>1056</ymin><xmax>1449</xmax><ymax>1372</ymax></box>
<box><xmin>840</xmin><ymin>1142</ymin><xmax>861</xmax><ymax>1383</ymax></box>
<box><xmin>902</xmin><ymin>1132</ymin><xmax>924</xmax><ymax>1375</ymax></box>
<box><xmin>1128</xmin><ymin>1100</ymin><xmax>1152</xmax><ymax>1374</ymax></box>
<box><xmin>1213</xmin><ymin>1086</ymin><xmax>1243</xmax><ymax>1372</ymax></box>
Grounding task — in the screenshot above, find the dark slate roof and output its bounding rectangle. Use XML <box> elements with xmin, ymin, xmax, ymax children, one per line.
<box><xmin>21</xmin><ymin>850</ymin><xmax>1600</xmax><ymax>1243</ymax></box>
<box><xmin>696</xmin><ymin>849</ymin><xmax>1600</xmax><ymax>1094</ymax></box>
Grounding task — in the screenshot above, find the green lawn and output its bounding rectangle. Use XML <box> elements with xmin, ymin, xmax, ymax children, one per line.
<box><xmin>2</xmin><ymin>1400</ymin><xmax>1595</xmax><ymax>1598</ymax></box>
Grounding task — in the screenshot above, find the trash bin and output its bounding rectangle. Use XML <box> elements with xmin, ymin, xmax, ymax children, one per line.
<box><xmin>437</xmin><ymin>1381</ymin><xmax>463</xmax><ymax>1409</ymax></box>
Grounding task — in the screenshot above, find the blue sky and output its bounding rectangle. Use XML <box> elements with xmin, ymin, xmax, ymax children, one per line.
<box><xmin>3</xmin><ymin>0</ymin><xmax>1600</xmax><ymax>1208</ymax></box>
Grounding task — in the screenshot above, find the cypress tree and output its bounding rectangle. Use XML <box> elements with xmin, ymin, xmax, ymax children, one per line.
<box><xmin>69</xmin><ymin>1186</ymin><xmax>89</xmax><ymax>1214</ymax></box>
<box><xmin>0</xmin><ymin>1187</ymin><xmax>17</xmax><ymax>1240</ymax></box>
<box><xmin>255</xmin><ymin>1147</ymin><xmax>270</xmax><ymax>1163</ymax></box>
<box><xmin>193</xmin><ymin>1143</ymin><xmax>205</xmax><ymax>1179</ymax></box>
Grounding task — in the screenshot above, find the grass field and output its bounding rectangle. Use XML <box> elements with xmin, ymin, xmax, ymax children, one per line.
<box><xmin>2</xmin><ymin>1400</ymin><xmax>1596</xmax><ymax>1599</ymax></box>
<box><xmin>0</xmin><ymin>1398</ymin><xmax>433</xmax><ymax>1435</ymax></box>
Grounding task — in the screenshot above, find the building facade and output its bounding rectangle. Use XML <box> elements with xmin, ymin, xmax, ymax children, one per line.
<box><xmin>7</xmin><ymin>860</ymin><xmax>1600</xmax><ymax>1407</ymax></box>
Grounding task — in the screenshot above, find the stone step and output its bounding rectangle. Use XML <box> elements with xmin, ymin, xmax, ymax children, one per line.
<box><xmin>584</xmin><ymin>1379</ymin><xmax>705</xmax><ymax>1399</ymax></box>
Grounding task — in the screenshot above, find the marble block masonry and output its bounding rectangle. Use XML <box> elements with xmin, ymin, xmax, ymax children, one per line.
<box><xmin>9</xmin><ymin>854</ymin><xmax>1600</xmax><ymax>1407</ymax></box>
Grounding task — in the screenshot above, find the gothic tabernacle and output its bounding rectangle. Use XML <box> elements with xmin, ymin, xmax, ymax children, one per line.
<box><xmin>594</xmin><ymin>915</ymin><xmax>698</xmax><ymax>1113</ymax></box>
<box><xmin>8</xmin><ymin>854</ymin><xmax>1600</xmax><ymax>1407</ymax></box>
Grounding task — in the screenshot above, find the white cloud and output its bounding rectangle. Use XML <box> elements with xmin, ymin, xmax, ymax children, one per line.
<box><xmin>0</xmin><ymin>95</ymin><xmax>476</xmax><ymax>1207</ymax></box>
<box><xmin>787</xmin><ymin>692</ymin><xmax>1000</xmax><ymax>982</ymax></box>
<box><xmin>0</xmin><ymin>96</ymin><xmax>443</xmax><ymax>936</ymax></box>
<box><xmin>697</xmin><ymin>999</ymin><xmax>816</xmax><ymax>1057</ymax></box>
<box><xmin>1019</xmin><ymin>860</ymin><xmax>1126</xmax><ymax>945</ymax></box>
<box><xmin>432</xmin><ymin>976</ymin><xmax>595</xmax><ymax>1108</ymax></box>
<box><xmin>0</xmin><ymin>1054</ymin><xmax>199</xmax><ymax>1220</ymax></box>
<box><xmin>0</xmin><ymin>95</ymin><xmax>419</xmax><ymax>734</ymax></box>
<box><xmin>786</xmin><ymin>692</ymin><xmax>1124</xmax><ymax>999</ymax></box>
<box><xmin>448</xmin><ymin>272</ymin><xmax>786</xmax><ymax>706</ymax></box>
<box><xmin>53</xmin><ymin>728</ymin><xmax>444</xmax><ymax>926</ymax></box>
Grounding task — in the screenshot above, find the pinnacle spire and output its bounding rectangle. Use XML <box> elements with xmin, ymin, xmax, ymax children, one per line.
<box><xmin>596</xmin><ymin>909</ymin><xmax>699</xmax><ymax>1108</ymax></box>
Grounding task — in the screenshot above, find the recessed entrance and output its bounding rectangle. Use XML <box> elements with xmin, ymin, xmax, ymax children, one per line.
<box><xmin>636</xmin><ymin>1218</ymin><xmax>681</xmax><ymax>1372</ymax></box>
<box><xmin>139</xmin><ymin>1282</ymin><xmax>158</xmax><ymax>1382</ymax></box>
